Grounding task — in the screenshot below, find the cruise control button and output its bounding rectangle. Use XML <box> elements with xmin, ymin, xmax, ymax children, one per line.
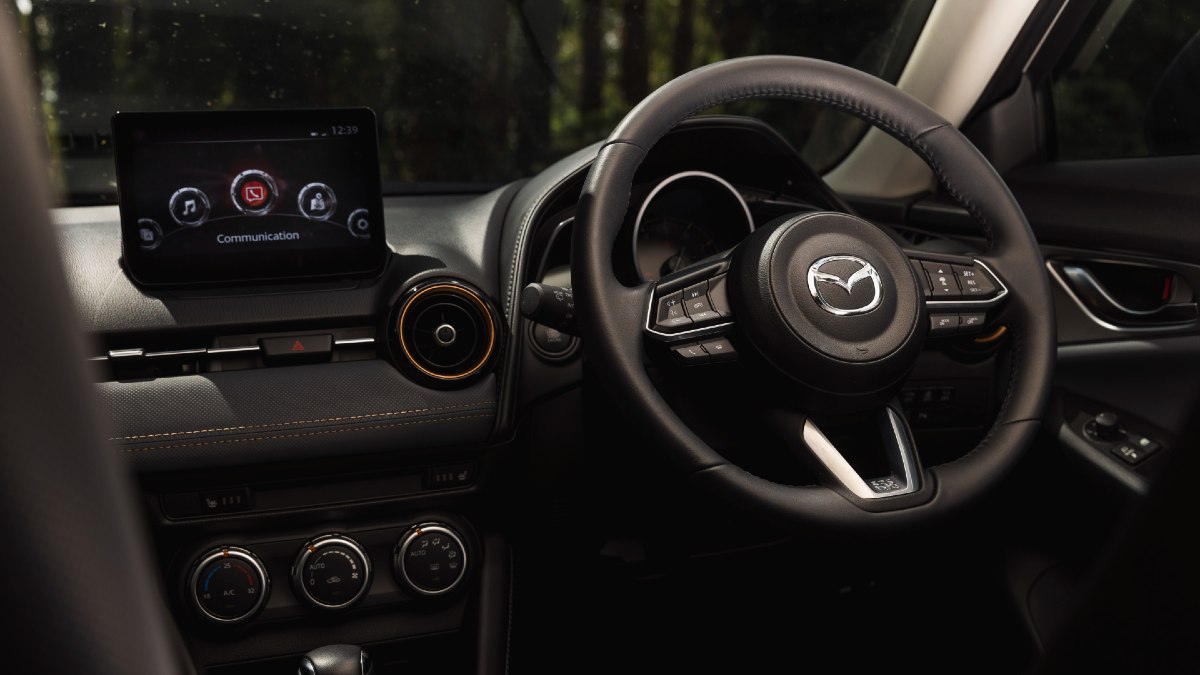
<box><xmin>168</xmin><ymin>187</ymin><xmax>211</xmax><ymax>227</ymax></box>
<box><xmin>952</xmin><ymin>264</ymin><xmax>997</xmax><ymax>296</ymax></box>
<box><xmin>298</xmin><ymin>182</ymin><xmax>337</xmax><ymax>221</ymax></box>
<box><xmin>929</xmin><ymin>314</ymin><xmax>959</xmax><ymax>335</ymax></box>
<box><xmin>958</xmin><ymin>312</ymin><xmax>987</xmax><ymax>332</ymax></box>
<box><xmin>231</xmin><ymin>169</ymin><xmax>277</xmax><ymax>215</ymax></box>
<box><xmin>259</xmin><ymin>334</ymin><xmax>333</xmax><ymax>364</ymax></box>
<box><xmin>708</xmin><ymin>274</ymin><xmax>732</xmax><ymax>317</ymax></box>
<box><xmin>700</xmin><ymin>338</ymin><xmax>736</xmax><ymax>363</ymax></box>
<box><xmin>671</xmin><ymin>343</ymin><xmax>709</xmax><ymax>365</ymax></box>
<box><xmin>655</xmin><ymin>291</ymin><xmax>692</xmax><ymax>331</ymax></box>
<box><xmin>920</xmin><ymin>261</ymin><xmax>961</xmax><ymax>298</ymax></box>
<box><xmin>682</xmin><ymin>281</ymin><xmax>720</xmax><ymax>323</ymax></box>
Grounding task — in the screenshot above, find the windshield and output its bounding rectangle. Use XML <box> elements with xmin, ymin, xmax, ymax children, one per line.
<box><xmin>7</xmin><ymin>0</ymin><xmax>934</xmax><ymax>205</ymax></box>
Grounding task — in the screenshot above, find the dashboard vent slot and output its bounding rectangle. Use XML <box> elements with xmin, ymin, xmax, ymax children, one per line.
<box><xmin>395</xmin><ymin>281</ymin><xmax>497</xmax><ymax>383</ymax></box>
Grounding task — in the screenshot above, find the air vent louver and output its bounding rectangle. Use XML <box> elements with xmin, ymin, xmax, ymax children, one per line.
<box><xmin>395</xmin><ymin>281</ymin><xmax>497</xmax><ymax>383</ymax></box>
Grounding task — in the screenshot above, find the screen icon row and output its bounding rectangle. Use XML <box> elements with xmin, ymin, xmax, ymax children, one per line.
<box><xmin>165</xmin><ymin>172</ymin><xmax>343</xmax><ymax>227</ymax></box>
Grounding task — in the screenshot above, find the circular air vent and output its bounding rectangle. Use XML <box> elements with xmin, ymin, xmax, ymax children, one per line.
<box><xmin>395</xmin><ymin>281</ymin><xmax>497</xmax><ymax>383</ymax></box>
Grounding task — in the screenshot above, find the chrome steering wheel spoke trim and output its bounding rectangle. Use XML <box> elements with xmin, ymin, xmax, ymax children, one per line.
<box><xmin>801</xmin><ymin>406</ymin><xmax>922</xmax><ymax>500</ymax></box>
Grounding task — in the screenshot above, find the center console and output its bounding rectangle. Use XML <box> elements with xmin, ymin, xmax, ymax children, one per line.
<box><xmin>98</xmin><ymin>109</ymin><xmax>516</xmax><ymax>674</ymax></box>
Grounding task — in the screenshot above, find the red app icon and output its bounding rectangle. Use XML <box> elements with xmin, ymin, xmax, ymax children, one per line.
<box><xmin>241</xmin><ymin>181</ymin><xmax>267</xmax><ymax>206</ymax></box>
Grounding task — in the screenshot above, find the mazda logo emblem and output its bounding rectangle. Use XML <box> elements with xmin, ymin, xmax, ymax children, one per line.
<box><xmin>807</xmin><ymin>255</ymin><xmax>884</xmax><ymax>316</ymax></box>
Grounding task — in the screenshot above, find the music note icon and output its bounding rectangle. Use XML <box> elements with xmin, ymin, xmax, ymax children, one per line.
<box><xmin>170</xmin><ymin>187</ymin><xmax>208</xmax><ymax>226</ymax></box>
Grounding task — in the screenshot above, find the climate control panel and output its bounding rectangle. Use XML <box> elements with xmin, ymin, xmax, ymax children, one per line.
<box><xmin>182</xmin><ymin>519</ymin><xmax>473</xmax><ymax>627</ymax></box>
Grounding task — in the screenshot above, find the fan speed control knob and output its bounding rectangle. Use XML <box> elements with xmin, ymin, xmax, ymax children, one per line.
<box><xmin>292</xmin><ymin>534</ymin><xmax>372</xmax><ymax>610</ymax></box>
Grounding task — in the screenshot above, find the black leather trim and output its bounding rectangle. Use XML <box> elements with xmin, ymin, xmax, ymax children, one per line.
<box><xmin>0</xmin><ymin>11</ymin><xmax>184</xmax><ymax>674</ymax></box>
<box><xmin>575</xmin><ymin>56</ymin><xmax>1055</xmax><ymax>527</ymax></box>
<box><xmin>99</xmin><ymin>361</ymin><xmax>497</xmax><ymax>472</ymax></box>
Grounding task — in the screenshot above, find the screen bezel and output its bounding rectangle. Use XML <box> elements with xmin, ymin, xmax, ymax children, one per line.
<box><xmin>112</xmin><ymin>108</ymin><xmax>389</xmax><ymax>287</ymax></box>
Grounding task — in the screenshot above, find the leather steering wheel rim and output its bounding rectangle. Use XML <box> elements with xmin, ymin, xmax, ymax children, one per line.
<box><xmin>573</xmin><ymin>56</ymin><xmax>1055</xmax><ymax>529</ymax></box>
<box><xmin>0</xmin><ymin>13</ymin><xmax>186</xmax><ymax>674</ymax></box>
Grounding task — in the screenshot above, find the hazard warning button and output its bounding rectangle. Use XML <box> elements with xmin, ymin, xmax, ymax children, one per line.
<box><xmin>259</xmin><ymin>334</ymin><xmax>333</xmax><ymax>365</ymax></box>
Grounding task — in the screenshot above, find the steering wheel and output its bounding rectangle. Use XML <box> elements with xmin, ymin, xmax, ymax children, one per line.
<box><xmin>574</xmin><ymin>56</ymin><xmax>1055</xmax><ymax>528</ymax></box>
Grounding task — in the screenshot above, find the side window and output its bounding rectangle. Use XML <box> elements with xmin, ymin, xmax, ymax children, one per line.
<box><xmin>1052</xmin><ymin>2</ymin><xmax>1200</xmax><ymax>160</ymax></box>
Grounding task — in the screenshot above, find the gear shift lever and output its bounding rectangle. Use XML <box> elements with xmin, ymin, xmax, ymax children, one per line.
<box><xmin>298</xmin><ymin>644</ymin><xmax>374</xmax><ymax>675</ymax></box>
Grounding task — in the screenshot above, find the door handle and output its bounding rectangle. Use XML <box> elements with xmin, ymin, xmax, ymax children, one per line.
<box><xmin>1048</xmin><ymin>262</ymin><xmax>1198</xmax><ymax>331</ymax></box>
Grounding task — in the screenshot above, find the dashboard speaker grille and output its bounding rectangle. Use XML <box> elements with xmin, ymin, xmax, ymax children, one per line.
<box><xmin>396</xmin><ymin>282</ymin><xmax>497</xmax><ymax>382</ymax></box>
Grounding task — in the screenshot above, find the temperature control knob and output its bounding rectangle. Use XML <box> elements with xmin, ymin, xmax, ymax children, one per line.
<box><xmin>292</xmin><ymin>534</ymin><xmax>372</xmax><ymax>610</ymax></box>
<box><xmin>188</xmin><ymin>546</ymin><xmax>269</xmax><ymax>625</ymax></box>
<box><xmin>393</xmin><ymin>523</ymin><xmax>468</xmax><ymax>596</ymax></box>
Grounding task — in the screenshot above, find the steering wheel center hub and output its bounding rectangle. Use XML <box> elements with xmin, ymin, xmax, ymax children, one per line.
<box><xmin>729</xmin><ymin>211</ymin><xmax>926</xmax><ymax>398</ymax></box>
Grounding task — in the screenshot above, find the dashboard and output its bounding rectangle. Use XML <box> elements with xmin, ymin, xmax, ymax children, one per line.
<box><xmin>54</xmin><ymin>115</ymin><xmax>1001</xmax><ymax>673</ymax></box>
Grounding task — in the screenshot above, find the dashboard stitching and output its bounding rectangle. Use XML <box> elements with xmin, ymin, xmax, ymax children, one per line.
<box><xmin>117</xmin><ymin>412</ymin><xmax>495</xmax><ymax>453</ymax></box>
<box><xmin>107</xmin><ymin>400</ymin><xmax>496</xmax><ymax>442</ymax></box>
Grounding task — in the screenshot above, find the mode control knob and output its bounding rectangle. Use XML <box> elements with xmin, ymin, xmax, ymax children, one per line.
<box><xmin>188</xmin><ymin>546</ymin><xmax>269</xmax><ymax>625</ymax></box>
<box><xmin>292</xmin><ymin>534</ymin><xmax>372</xmax><ymax>610</ymax></box>
<box><xmin>393</xmin><ymin>523</ymin><xmax>468</xmax><ymax>596</ymax></box>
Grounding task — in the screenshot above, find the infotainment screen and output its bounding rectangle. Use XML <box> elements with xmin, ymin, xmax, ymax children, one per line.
<box><xmin>112</xmin><ymin>108</ymin><xmax>388</xmax><ymax>286</ymax></box>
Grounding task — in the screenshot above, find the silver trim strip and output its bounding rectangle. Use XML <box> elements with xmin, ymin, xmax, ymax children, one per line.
<box><xmin>925</xmin><ymin>258</ymin><xmax>1010</xmax><ymax>309</ymax></box>
<box><xmin>632</xmin><ymin>170</ymin><xmax>754</xmax><ymax>282</ymax></box>
<box><xmin>108</xmin><ymin>348</ymin><xmax>144</xmax><ymax>359</ymax></box>
<box><xmin>802</xmin><ymin>408</ymin><xmax>920</xmax><ymax>500</ymax></box>
<box><xmin>187</xmin><ymin>547</ymin><xmax>270</xmax><ymax>625</ymax></box>
<box><xmin>145</xmin><ymin>348</ymin><xmax>207</xmax><ymax>359</ymax></box>
<box><xmin>291</xmin><ymin>534</ymin><xmax>373</xmax><ymax>611</ymax></box>
<box><xmin>87</xmin><ymin>355</ymin><xmax>109</xmax><ymax>362</ymax></box>
<box><xmin>206</xmin><ymin>345</ymin><xmax>261</xmax><ymax>355</ymax></box>
<box><xmin>1047</xmin><ymin>262</ymin><xmax>1196</xmax><ymax>333</ymax></box>
<box><xmin>1022</xmin><ymin>0</ymin><xmax>1073</xmax><ymax>72</ymax></box>
<box><xmin>334</xmin><ymin>337</ymin><xmax>376</xmax><ymax>346</ymax></box>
